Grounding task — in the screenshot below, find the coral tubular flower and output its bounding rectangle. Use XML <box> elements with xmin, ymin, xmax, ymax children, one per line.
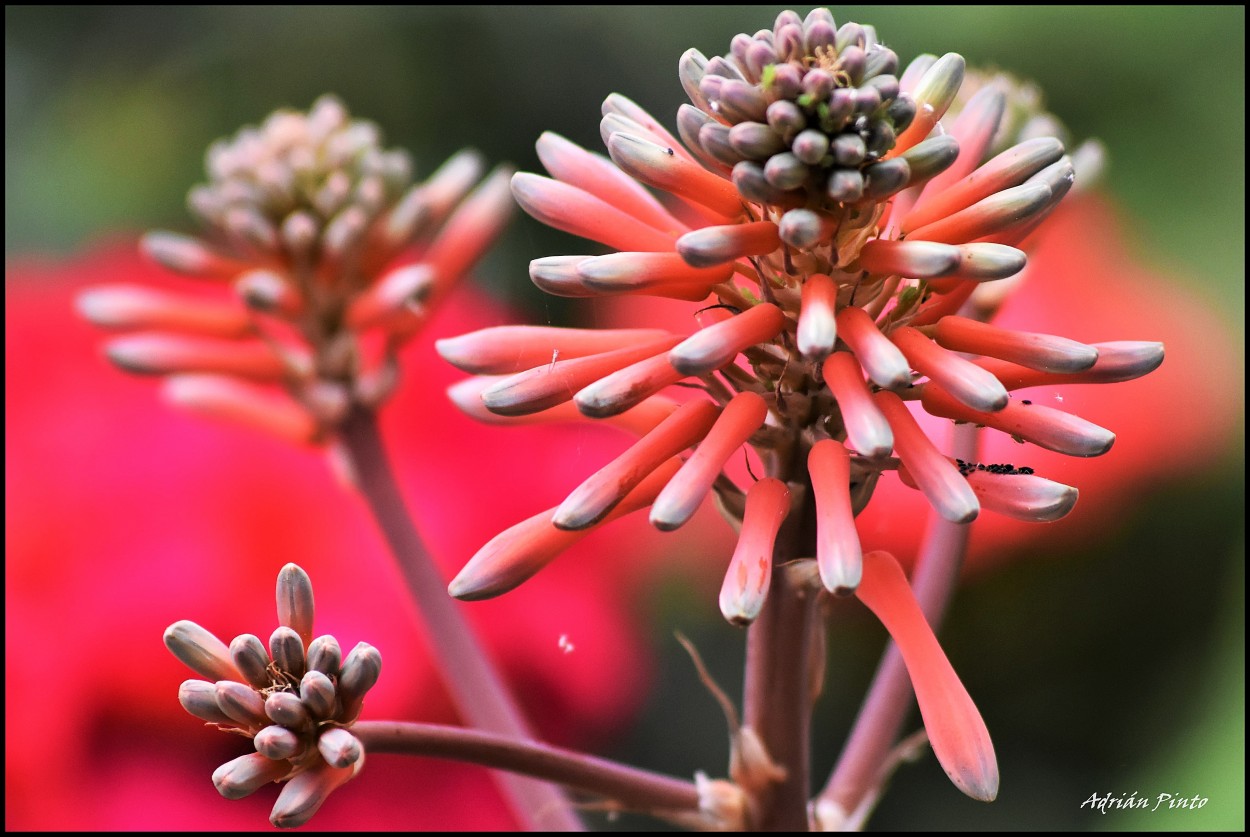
<box><xmin>445</xmin><ymin>7</ymin><xmax>1163</xmax><ymax>806</ymax></box>
<box><xmin>77</xmin><ymin>96</ymin><xmax>513</xmax><ymax>444</ymax></box>
<box><xmin>854</xmin><ymin>551</ymin><xmax>998</xmax><ymax>802</ymax></box>
<box><xmin>719</xmin><ymin>478</ymin><xmax>791</xmax><ymax>625</ymax></box>
<box><xmin>449</xmin><ymin>458</ymin><xmax>684</xmax><ymax>601</ymax></box>
<box><xmin>165</xmin><ymin>564</ymin><xmax>380</xmax><ymax>829</ymax></box>
<box><xmin>809</xmin><ymin>440</ymin><xmax>863</xmax><ymax>594</ymax></box>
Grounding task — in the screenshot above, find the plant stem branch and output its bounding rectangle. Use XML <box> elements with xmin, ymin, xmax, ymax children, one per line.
<box><xmin>354</xmin><ymin>721</ymin><xmax>701</xmax><ymax>816</ymax></box>
<box><xmin>338</xmin><ymin>405</ymin><xmax>583</xmax><ymax>831</ymax></box>
<box><xmin>741</xmin><ymin>490</ymin><xmax>821</xmax><ymax>831</ymax></box>
<box><xmin>816</xmin><ymin>422</ymin><xmax>981</xmax><ymax>829</ymax></box>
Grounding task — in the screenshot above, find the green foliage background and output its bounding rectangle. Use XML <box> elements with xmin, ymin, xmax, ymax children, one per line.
<box><xmin>6</xmin><ymin>6</ymin><xmax>1243</xmax><ymax>831</ymax></box>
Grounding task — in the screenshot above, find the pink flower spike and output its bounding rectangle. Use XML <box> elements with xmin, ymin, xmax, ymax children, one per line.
<box><xmin>858</xmin><ymin>240</ymin><xmax>961</xmax><ymax>279</ymax></box>
<box><xmin>676</xmin><ymin>220</ymin><xmax>781</xmax><ymax>268</ymax></box>
<box><xmin>966</xmin><ymin>470</ymin><xmax>1079</xmax><ymax>522</ymax></box>
<box><xmin>904</xmin><ymin>181</ymin><xmax>1053</xmax><ymax>246</ymax></box>
<box><xmin>141</xmin><ymin>230</ymin><xmax>247</xmax><ymax>280</ymax></box>
<box><xmin>797</xmin><ymin>274</ymin><xmax>838</xmax><ymax>360</ymax></box>
<box><xmin>105</xmin><ymin>334</ymin><xmax>293</xmax><ymax>380</ymax></box>
<box><xmin>449</xmin><ymin>376</ymin><xmax>678</xmax><ymax>436</ymax></box>
<box><xmin>450</xmin><ymin>458</ymin><xmax>683</xmax><ymax>600</ymax></box>
<box><xmin>901</xmin><ymin>137</ymin><xmax>1065</xmax><ymax>234</ymax></box>
<box><xmin>975</xmin><ymin>341</ymin><xmax>1165</xmax><ymax>390</ymax></box>
<box><xmin>536</xmin><ymin>131</ymin><xmax>683</xmax><ymax>234</ymax></box>
<box><xmin>892</xmin><ymin>326</ymin><xmax>1009</xmax><ymax>412</ymax></box>
<box><xmin>650</xmin><ymin>391</ymin><xmax>769</xmax><ymax>530</ymax></box>
<box><xmin>921</xmin><ymin>384</ymin><xmax>1115</xmax><ymax>457</ymax></box>
<box><xmin>574</xmin><ymin>351</ymin><xmax>688</xmax><ymax>418</ymax></box>
<box><xmin>887</xmin><ymin>53</ymin><xmax>964</xmax><ymax>158</ymax></box>
<box><xmin>808</xmin><ymin>440</ymin><xmax>863</xmax><ymax>594</ymax></box>
<box><xmin>607</xmin><ymin>132</ymin><xmax>745</xmax><ymax>219</ymax></box>
<box><xmin>935</xmin><ymin>315</ymin><xmax>1099</xmax><ymax>374</ymax></box>
<box><xmin>855</xmin><ymin>551</ymin><xmax>998</xmax><ymax>802</ymax></box>
<box><xmin>480</xmin><ymin>335</ymin><xmax>680</xmax><ymax>417</ymax></box>
<box><xmin>669</xmin><ymin>302</ymin><xmax>787</xmax><ymax>375</ymax></box>
<box><xmin>511</xmin><ymin>173</ymin><xmax>676</xmax><ymax>252</ymax></box>
<box><xmin>719</xmin><ymin>477</ymin><xmax>791</xmax><ymax>626</ymax></box>
<box><xmin>553</xmin><ymin>399</ymin><xmax>720</xmax><ymax>530</ymax></box>
<box><xmin>822</xmin><ymin>353</ymin><xmax>894</xmax><ymax>458</ymax></box>
<box><xmin>75</xmin><ymin>284</ymin><xmax>252</xmax><ymax>337</ymax></box>
<box><xmin>345</xmin><ymin>264</ymin><xmax>435</xmax><ymax>331</ymax></box>
<box><xmin>436</xmin><ymin>325</ymin><xmax>674</xmax><ymax>375</ymax></box>
<box><xmin>577</xmin><ymin>251</ymin><xmax>732</xmax><ymax>298</ymax></box>
<box><xmin>835</xmin><ymin>307</ymin><xmax>911</xmax><ymax>390</ymax></box>
<box><xmin>874</xmin><ymin>391</ymin><xmax>979</xmax><ymax>523</ymax></box>
<box><xmin>420</xmin><ymin>165</ymin><xmax>515</xmax><ymax>299</ymax></box>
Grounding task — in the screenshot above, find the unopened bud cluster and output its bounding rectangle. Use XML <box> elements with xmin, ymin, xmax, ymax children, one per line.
<box><xmin>79</xmin><ymin>96</ymin><xmax>513</xmax><ymax>444</ymax></box>
<box><xmin>164</xmin><ymin>564</ymin><xmax>381</xmax><ymax>828</ymax></box>
<box><xmin>681</xmin><ymin>9</ymin><xmax>920</xmax><ymax>220</ymax></box>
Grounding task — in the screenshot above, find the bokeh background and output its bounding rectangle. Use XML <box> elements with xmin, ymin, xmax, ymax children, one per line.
<box><xmin>6</xmin><ymin>5</ymin><xmax>1244</xmax><ymax>832</ymax></box>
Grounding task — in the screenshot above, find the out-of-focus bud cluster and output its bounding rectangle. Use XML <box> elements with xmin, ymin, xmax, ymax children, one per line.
<box><xmin>78</xmin><ymin>96</ymin><xmax>513</xmax><ymax>445</ymax></box>
<box><xmin>164</xmin><ymin>564</ymin><xmax>381</xmax><ymax>828</ymax></box>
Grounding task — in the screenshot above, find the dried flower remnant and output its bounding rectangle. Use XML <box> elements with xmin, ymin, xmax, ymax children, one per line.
<box><xmin>445</xmin><ymin>7</ymin><xmax>1163</xmax><ymax>808</ymax></box>
<box><xmin>165</xmin><ymin>564</ymin><xmax>381</xmax><ymax>828</ymax></box>
<box><xmin>78</xmin><ymin>96</ymin><xmax>513</xmax><ymax>444</ymax></box>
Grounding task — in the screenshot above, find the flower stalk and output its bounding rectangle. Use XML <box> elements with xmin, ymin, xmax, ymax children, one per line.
<box><xmin>337</xmin><ymin>405</ymin><xmax>583</xmax><ymax>831</ymax></box>
<box><xmin>353</xmin><ymin>721</ymin><xmax>702</xmax><ymax>820</ymax></box>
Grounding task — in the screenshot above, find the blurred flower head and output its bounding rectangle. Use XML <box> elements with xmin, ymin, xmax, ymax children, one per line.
<box><xmin>76</xmin><ymin>95</ymin><xmax>513</xmax><ymax>444</ymax></box>
<box><xmin>7</xmin><ymin>244</ymin><xmax>654</xmax><ymax>830</ymax></box>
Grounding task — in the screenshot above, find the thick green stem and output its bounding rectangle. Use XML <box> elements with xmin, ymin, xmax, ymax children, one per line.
<box><xmin>338</xmin><ymin>406</ymin><xmax>583</xmax><ymax>831</ymax></box>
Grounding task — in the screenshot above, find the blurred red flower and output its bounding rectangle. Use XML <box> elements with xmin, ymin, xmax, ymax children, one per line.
<box><xmin>5</xmin><ymin>242</ymin><xmax>661</xmax><ymax>830</ymax></box>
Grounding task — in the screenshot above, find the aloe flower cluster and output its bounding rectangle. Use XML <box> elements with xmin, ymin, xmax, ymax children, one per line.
<box><xmin>443</xmin><ymin>8</ymin><xmax>1163</xmax><ymax>806</ymax></box>
<box><xmin>164</xmin><ymin>564</ymin><xmax>381</xmax><ymax>828</ymax></box>
<box><xmin>77</xmin><ymin>95</ymin><xmax>512</xmax><ymax>444</ymax></box>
